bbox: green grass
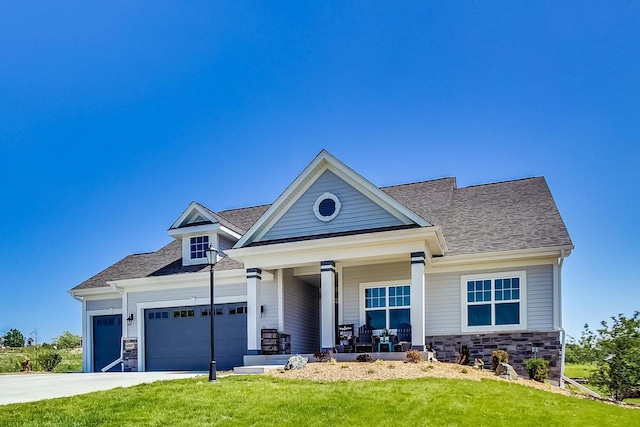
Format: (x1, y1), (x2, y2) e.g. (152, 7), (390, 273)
(564, 363), (595, 379)
(0, 348), (82, 373)
(0, 375), (638, 426)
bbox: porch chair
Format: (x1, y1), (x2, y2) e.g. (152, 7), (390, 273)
(394, 323), (412, 352)
(355, 324), (374, 353)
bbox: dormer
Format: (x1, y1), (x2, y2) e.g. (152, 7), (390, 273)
(168, 202), (243, 266)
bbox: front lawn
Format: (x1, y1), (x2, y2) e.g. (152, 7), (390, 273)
(0, 375), (638, 426)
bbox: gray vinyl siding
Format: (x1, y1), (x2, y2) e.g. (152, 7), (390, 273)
(426, 264), (555, 336)
(126, 284), (247, 337)
(425, 273), (460, 335)
(283, 269), (319, 354)
(342, 262), (410, 327)
(260, 170), (404, 242)
(86, 298), (122, 311)
(526, 264), (554, 330)
(259, 280), (279, 329)
(218, 235), (236, 255)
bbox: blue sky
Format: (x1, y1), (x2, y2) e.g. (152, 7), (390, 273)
(1, 2), (638, 343)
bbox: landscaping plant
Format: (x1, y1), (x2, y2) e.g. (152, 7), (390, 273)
(525, 358), (549, 382)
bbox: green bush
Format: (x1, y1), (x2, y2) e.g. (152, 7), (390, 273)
(38, 352), (63, 372)
(491, 350), (509, 371)
(525, 358), (549, 382)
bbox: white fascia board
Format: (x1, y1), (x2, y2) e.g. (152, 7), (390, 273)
(168, 201), (219, 231)
(219, 226), (242, 240)
(68, 287), (122, 298)
(168, 222), (220, 237)
(234, 150), (431, 248)
(106, 269), (274, 291)
(429, 246), (573, 270)
(227, 227), (441, 270)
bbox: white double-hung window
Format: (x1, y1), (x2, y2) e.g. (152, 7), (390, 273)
(461, 271), (527, 332)
(361, 282), (411, 330)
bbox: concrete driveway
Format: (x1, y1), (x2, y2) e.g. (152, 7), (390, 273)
(0, 371), (204, 405)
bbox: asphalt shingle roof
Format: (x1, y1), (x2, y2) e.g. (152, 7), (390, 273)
(71, 176), (572, 291)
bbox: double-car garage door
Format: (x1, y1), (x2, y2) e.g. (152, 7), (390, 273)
(144, 303), (247, 371)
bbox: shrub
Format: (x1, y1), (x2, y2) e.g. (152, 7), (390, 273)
(406, 349), (423, 363)
(461, 368), (468, 374)
(524, 358), (549, 382)
(314, 351), (329, 362)
(38, 352), (63, 372)
(355, 354), (372, 363)
(491, 350), (509, 371)
(328, 357), (337, 365)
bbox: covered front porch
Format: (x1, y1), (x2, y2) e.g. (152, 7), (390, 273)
(226, 227), (446, 360)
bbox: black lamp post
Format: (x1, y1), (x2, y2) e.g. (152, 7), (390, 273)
(206, 245), (219, 382)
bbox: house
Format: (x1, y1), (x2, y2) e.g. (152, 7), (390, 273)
(69, 150), (573, 379)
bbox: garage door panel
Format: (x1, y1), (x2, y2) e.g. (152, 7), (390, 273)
(145, 303), (247, 371)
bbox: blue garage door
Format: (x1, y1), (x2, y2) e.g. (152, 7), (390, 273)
(93, 315), (122, 372)
(144, 303), (247, 371)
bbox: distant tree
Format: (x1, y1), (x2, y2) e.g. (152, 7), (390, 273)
(589, 311), (640, 401)
(4, 329), (25, 348)
(565, 324), (599, 364)
(53, 331), (81, 349)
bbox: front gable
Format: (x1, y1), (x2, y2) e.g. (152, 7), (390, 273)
(235, 150), (431, 247)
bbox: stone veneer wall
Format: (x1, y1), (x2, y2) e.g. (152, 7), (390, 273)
(427, 331), (561, 380)
(122, 337), (138, 372)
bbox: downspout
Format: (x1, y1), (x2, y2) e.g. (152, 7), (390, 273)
(109, 282), (126, 372)
(558, 249), (566, 388)
(70, 292), (83, 303)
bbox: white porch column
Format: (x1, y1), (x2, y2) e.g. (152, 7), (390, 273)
(320, 261), (336, 351)
(246, 268), (262, 354)
(410, 252), (426, 350)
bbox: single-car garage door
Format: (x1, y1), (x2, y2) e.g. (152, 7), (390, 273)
(93, 314), (122, 372)
(144, 303), (247, 371)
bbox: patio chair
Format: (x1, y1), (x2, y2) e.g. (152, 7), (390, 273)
(355, 324), (374, 353)
(394, 323), (412, 352)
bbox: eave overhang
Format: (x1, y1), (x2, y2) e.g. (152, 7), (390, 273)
(226, 226), (446, 270)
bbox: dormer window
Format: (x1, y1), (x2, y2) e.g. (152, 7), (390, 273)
(190, 236), (209, 259)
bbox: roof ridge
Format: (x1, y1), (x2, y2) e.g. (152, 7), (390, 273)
(381, 177), (455, 189)
(460, 176), (543, 189)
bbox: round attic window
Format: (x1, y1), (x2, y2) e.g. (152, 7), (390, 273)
(313, 192), (341, 222)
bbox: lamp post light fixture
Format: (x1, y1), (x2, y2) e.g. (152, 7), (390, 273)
(205, 245), (219, 382)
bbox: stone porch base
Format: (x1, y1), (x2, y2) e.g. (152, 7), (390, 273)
(427, 331), (561, 380)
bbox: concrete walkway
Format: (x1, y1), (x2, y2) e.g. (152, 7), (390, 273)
(0, 371), (204, 405)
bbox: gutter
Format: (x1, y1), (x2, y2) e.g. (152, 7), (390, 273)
(69, 292), (83, 303)
(558, 249), (566, 388)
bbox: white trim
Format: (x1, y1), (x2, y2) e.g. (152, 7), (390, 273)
(234, 150), (431, 248)
(460, 270), (527, 333)
(107, 268), (267, 290)
(358, 280), (412, 329)
(228, 227), (442, 270)
(168, 201), (219, 230)
(313, 192), (341, 222)
(85, 308), (123, 373)
(135, 296), (247, 372)
(430, 246), (573, 269)
(337, 263), (344, 325)
(277, 269), (284, 331)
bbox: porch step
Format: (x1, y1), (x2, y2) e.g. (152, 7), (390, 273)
(234, 365), (283, 375)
